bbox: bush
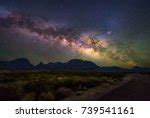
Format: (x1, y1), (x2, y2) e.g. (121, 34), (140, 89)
(55, 87), (73, 100)
(22, 92), (36, 101)
(38, 91), (55, 101)
(0, 85), (24, 100)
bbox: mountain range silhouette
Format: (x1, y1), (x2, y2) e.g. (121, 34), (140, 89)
(0, 58), (149, 72)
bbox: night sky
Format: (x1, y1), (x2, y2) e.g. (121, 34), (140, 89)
(0, 0), (150, 67)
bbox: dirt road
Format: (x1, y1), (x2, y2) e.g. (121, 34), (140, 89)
(99, 74), (150, 101)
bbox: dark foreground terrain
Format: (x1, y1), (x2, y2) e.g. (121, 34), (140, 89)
(0, 70), (149, 101)
(99, 74), (150, 101)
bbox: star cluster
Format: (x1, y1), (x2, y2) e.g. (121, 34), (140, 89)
(0, 0), (150, 67)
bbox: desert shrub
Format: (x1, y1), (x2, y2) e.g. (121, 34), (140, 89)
(23, 80), (50, 94)
(38, 91), (55, 101)
(55, 87), (73, 100)
(102, 83), (111, 88)
(22, 92), (36, 101)
(50, 76), (101, 91)
(82, 78), (100, 88)
(0, 85), (24, 100)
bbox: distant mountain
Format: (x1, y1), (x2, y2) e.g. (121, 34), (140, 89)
(35, 59), (99, 71)
(97, 66), (129, 72)
(0, 58), (33, 69)
(131, 66), (150, 72)
(0, 58), (150, 72)
(65, 59), (99, 70)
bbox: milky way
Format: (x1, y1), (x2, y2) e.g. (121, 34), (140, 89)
(0, 0), (150, 67)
